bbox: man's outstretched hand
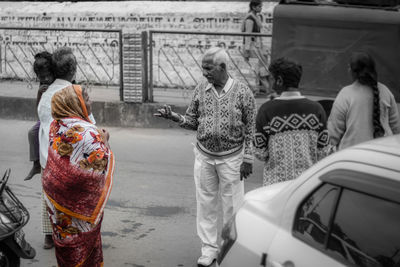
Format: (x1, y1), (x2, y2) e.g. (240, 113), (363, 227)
(240, 162), (253, 180)
(154, 105), (182, 123)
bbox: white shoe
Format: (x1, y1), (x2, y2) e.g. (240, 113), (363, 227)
(197, 255), (217, 267)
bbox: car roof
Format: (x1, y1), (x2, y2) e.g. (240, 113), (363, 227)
(326, 134), (400, 173)
(352, 134), (400, 157)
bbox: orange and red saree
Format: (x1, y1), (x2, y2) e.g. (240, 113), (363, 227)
(42, 85), (114, 267)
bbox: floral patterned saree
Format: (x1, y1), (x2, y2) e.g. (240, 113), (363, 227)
(42, 85), (114, 267)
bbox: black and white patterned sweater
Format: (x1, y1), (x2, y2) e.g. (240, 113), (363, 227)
(254, 93), (329, 185)
(180, 78), (256, 163)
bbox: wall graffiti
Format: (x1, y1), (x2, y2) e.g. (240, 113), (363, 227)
(0, 1), (276, 88)
(0, 12), (273, 32)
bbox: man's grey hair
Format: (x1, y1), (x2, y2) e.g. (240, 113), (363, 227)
(52, 47), (77, 79)
(202, 47), (229, 67)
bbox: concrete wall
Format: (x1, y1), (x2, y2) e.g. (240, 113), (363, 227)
(0, 95), (188, 128)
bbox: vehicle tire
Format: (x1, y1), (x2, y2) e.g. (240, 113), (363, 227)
(0, 243), (20, 267)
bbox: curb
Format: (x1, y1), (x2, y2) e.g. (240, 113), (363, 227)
(0, 96), (188, 128)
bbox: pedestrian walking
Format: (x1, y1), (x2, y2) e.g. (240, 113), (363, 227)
(328, 51), (400, 150)
(254, 58), (330, 186)
(42, 84), (114, 267)
(154, 47), (256, 267)
(242, 0), (275, 98)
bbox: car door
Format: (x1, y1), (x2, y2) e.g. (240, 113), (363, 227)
(265, 167), (400, 267)
(265, 182), (345, 267)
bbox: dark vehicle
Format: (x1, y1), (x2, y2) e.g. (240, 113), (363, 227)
(270, 0), (400, 101)
(0, 169), (35, 267)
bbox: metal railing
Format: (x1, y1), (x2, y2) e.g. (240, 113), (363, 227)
(147, 30), (272, 102)
(0, 27), (123, 100)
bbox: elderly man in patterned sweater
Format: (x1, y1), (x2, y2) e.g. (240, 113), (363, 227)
(254, 57), (330, 186)
(155, 47), (256, 267)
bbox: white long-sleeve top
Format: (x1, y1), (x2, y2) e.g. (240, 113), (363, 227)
(38, 79), (95, 168)
(328, 81), (400, 150)
(38, 79), (72, 168)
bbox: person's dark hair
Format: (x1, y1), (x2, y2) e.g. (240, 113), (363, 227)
(52, 47), (77, 80)
(350, 51), (384, 138)
(249, 0), (262, 11)
(268, 57), (302, 89)
(33, 51), (52, 76)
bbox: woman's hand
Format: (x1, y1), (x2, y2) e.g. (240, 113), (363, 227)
(99, 128), (111, 148)
(100, 128), (110, 141)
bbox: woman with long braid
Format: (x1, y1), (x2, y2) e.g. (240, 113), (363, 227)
(328, 51), (400, 150)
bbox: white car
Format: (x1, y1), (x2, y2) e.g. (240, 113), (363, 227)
(218, 134), (400, 267)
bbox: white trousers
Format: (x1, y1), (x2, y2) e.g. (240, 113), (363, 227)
(193, 146), (244, 258)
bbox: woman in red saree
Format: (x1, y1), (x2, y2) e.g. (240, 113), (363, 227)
(42, 84), (114, 267)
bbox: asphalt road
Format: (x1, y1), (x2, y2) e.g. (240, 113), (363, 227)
(0, 119), (264, 267)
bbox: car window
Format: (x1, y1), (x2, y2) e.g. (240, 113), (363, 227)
(294, 184), (339, 249)
(327, 189), (400, 267)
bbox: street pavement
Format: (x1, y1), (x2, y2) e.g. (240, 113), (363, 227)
(0, 119), (264, 267)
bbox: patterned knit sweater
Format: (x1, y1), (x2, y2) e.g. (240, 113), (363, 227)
(181, 78), (256, 163)
(254, 94), (329, 185)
